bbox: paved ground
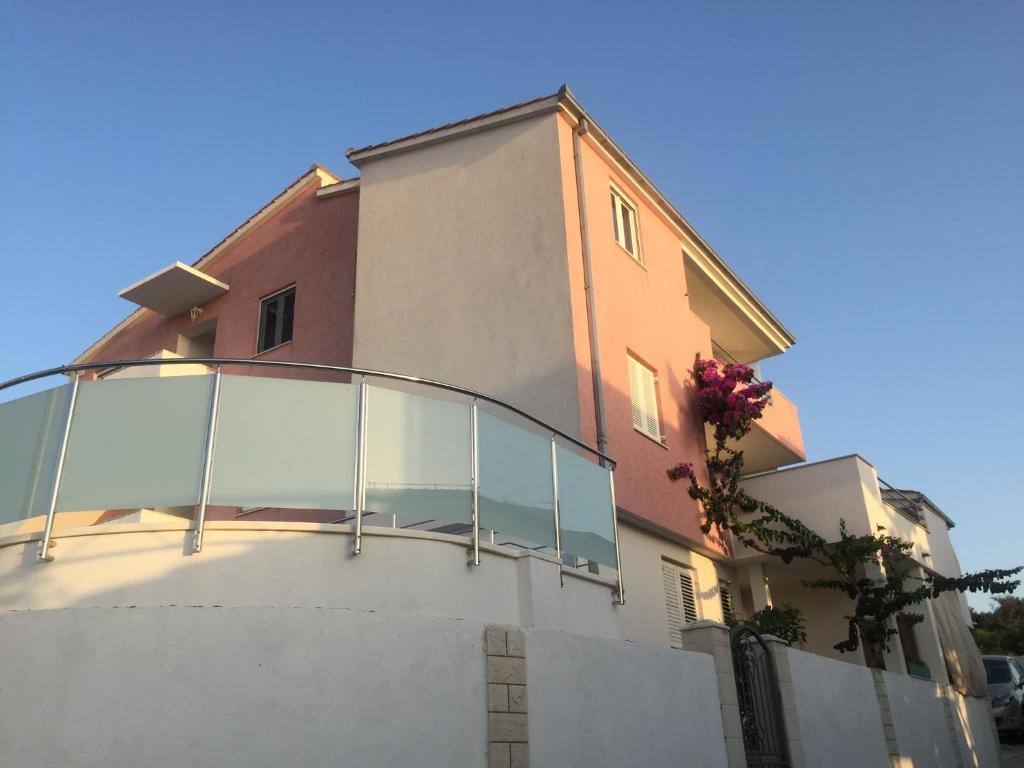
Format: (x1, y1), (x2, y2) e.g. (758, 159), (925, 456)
(1000, 739), (1024, 767)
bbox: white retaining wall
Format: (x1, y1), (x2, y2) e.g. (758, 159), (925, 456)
(884, 671), (964, 768)
(787, 648), (890, 768)
(950, 689), (1001, 768)
(0, 607), (488, 768)
(526, 629), (727, 768)
(0, 525), (1000, 768)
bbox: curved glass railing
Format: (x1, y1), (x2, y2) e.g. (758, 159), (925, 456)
(0, 359), (623, 600)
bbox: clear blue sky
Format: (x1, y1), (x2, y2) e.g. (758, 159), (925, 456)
(2, 2), (1021, 608)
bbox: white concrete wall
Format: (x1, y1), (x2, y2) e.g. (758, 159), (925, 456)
(768, 573), (865, 665)
(922, 505), (962, 578)
(615, 522), (728, 648)
(740, 456), (876, 545)
(526, 629), (727, 768)
(0, 607), (486, 768)
(739, 455), (963, 577)
(787, 648), (889, 768)
(884, 671), (960, 768)
(949, 689), (1001, 768)
(352, 112), (583, 437)
(0, 523), (622, 640)
(0, 523), (996, 768)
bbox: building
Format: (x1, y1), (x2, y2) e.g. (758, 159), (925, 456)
(71, 86), (808, 644)
(0, 87), (998, 767)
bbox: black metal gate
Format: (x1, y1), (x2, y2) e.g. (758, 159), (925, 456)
(730, 624), (791, 768)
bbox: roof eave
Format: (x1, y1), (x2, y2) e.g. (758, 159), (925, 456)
(555, 86), (796, 350)
(345, 86), (795, 351)
(74, 165), (338, 364)
(345, 93), (563, 167)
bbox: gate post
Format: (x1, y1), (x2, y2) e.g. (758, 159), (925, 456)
(680, 620), (747, 768)
(761, 635), (808, 768)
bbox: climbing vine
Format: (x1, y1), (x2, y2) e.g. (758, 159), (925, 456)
(669, 356), (1021, 660)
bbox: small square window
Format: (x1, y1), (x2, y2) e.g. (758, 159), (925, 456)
(610, 185), (641, 261)
(257, 287), (295, 353)
(627, 354), (661, 443)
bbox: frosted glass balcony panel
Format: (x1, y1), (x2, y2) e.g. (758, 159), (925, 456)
(56, 375), (214, 512)
(0, 385), (72, 523)
(478, 411), (555, 551)
(364, 386), (472, 528)
(555, 446), (617, 569)
(210, 376), (357, 510)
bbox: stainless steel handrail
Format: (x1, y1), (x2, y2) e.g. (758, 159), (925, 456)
(0, 357), (615, 468)
(878, 477), (926, 527)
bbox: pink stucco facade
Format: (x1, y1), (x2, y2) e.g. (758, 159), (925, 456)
(81, 174), (359, 375)
(76, 101), (802, 559)
(555, 113), (726, 554)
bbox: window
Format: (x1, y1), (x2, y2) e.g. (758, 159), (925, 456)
(257, 286), (295, 353)
(985, 658), (1012, 685)
(610, 185), (641, 261)
(719, 580), (736, 624)
(896, 614), (923, 664)
(627, 355), (661, 443)
(663, 560), (700, 647)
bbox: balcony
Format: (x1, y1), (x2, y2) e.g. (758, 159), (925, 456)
(709, 345), (805, 474)
(735, 454), (960, 577)
(0, 358), (622, 598)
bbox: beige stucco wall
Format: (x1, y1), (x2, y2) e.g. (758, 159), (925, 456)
(616, 522), (728, 648)
(740, 455), (962, 578)
(921, 506), (961, 578)
(740, 455), (877, 544)
(766, 566), (865, 664)
(351, 113), (582, 437)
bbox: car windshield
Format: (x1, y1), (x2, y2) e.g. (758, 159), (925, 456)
(985, 659), (1012, 684)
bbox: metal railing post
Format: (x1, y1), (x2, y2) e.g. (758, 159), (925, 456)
(37, 375), (80, 562)
(551, 436), (564, 587)
(550, 435), (562, 560)
(609, 469), (625, 605)
(193, 367), (223, 554)
(469, 400), (480, 566)
(352, 377), (368, 555)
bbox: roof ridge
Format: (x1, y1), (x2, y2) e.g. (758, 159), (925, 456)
(345, 90), (561, 159)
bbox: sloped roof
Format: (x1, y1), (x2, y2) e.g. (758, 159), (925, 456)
(75, 164), (341, 364)
(346, 92), (560, 159)
(346, 85), (795, 351)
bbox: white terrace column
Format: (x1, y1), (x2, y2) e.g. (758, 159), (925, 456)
(913, 572), (950, 685)
(747, 562), (773, 613)
(861, 562), (907, 675)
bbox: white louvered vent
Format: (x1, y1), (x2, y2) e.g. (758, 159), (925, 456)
(628, 355), (661, 442)
(663, 560), (700, 648)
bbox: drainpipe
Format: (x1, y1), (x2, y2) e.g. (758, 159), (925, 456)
(571, 117), (609, 461)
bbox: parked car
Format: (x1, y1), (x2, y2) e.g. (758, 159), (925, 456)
(984, 655), (1024, 738)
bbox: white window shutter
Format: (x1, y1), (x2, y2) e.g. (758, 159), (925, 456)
(629, 357), (645, 431)
(663, 562), (684, 647)
(628, 356), (661, 441)
(719, 581), (735, 623)
(678, 570), (698, 624)
(643, 367), (660, 439)
(663, 561), (700, 648)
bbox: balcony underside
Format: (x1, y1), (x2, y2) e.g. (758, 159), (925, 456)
(703, 383), (806, 476)
(720, 421), (805, 476)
